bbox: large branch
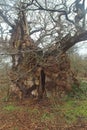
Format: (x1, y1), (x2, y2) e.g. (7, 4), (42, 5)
(44, 30), (87, 57)
(61, 31), (87, 52)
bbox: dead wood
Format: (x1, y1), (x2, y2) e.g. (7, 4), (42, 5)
(9, 9), (82, 100)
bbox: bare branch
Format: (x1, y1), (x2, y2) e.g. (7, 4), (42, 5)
(0, 10), (14, 28)
(30, 27), (44, 35)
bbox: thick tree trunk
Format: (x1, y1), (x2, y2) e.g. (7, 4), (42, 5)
(9, 9), (86, 100)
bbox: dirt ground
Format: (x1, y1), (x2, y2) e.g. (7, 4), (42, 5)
(0, 91), (87, 130)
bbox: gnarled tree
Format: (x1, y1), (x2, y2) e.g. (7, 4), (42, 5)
(0, 0), (87, 99)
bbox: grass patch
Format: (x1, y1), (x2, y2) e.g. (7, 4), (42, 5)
(67, 81), (87, 100)
(41, 112), (54, 122)
(27, 108), (40, 115)
(3, 104), (17, 111)
(52, 97), (87, 124)
(14, 127), (19, 130)
(59, 100), (87, 124)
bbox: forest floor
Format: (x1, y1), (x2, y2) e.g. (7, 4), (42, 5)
(0, 90), (87, 130)
(0, 75), (87, 130)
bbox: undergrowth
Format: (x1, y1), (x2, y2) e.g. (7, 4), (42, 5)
(67, 81), (87, 100)
(51, 81), (87, 124)
(0, 80), (87, 126)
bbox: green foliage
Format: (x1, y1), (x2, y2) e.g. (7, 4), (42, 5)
(14, 127), (19, 130)
(51, 95), (87, 124)
(3, 105), (17, 111)
(60, 100), (87, 124)
(50, 81), (87, 124)
(67, 81), (87, 100)
(27, 108), (40, 115)
(41, 112), (54, 122)
(80, 81), (87, 92)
